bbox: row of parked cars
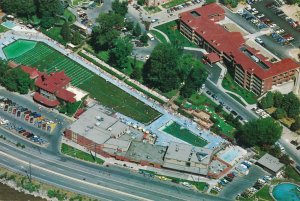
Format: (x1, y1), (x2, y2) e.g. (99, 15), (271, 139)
(239, 5), (294, 45)
(0, 97), (56, 132)
(167, 0), (201, 14)
(213, 171), (239, 192)
(4, 122), (48, 145)
(238, 175), (272, 199)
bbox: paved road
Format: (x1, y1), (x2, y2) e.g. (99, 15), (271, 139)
(0, 135), (230, 201)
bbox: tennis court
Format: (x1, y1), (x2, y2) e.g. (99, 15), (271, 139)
(162, 121), (208, 147)
(3, 41), (93, 86)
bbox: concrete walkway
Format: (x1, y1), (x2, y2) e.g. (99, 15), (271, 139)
(149, 27), (171, 43)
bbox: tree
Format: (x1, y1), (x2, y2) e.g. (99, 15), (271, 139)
(137, 0), (146, 5)
(177, 54), (202, 81)
(269, 145), (282, 158)
(72, 32), (82, 45)
(130, 56), (142, 81)
(132, 23), (141, 37)
(90, 13), (124, 51)
(290, 116), (300, 131)
(0, 0), (36, 19)
(272, 107), (286, 120)
(36, 0), (63, 18)
(279, 154), (291, 165)
(40, 12), (55, 29)
(143, 43), (181, 92)
(108, 37), (133, 70)
(273, 91), (284, 108)
(61, 22), (72, 42)
(125, 21), (134, 31)
(259, 92), (274, 109)
(180, 67), (208, 98)
(140, 32), (148, 44)
(111, 0), (128, 16)
(215, 104), (223, 113)
(237, 117), (282, 147)
(281, 92), (300, 118)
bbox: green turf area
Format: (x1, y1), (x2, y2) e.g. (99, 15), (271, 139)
(3, 40), (160, 124)
(64, 9), (76, 24)
(285, 165), (300, 182)
(226, 92), (246, 106)
(162, 122), (208, 147)
(162, 0), (189, 8)
(150, 30), (168, 43)
(61, 143), (104, 164)
(0, 25), (8, 33)
(143, 6), (162, 14)
(155, 21), (198, 48)
(222, 73), (257, 104)
(42, 27), (66, 45)
(188, 93), (217, 108)
(254, 186), (273, 200)
(79, 76), (160, 124)
(4, 40), (37, 59)
(4, 41), (93, 86)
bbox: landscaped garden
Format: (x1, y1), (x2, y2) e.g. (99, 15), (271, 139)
(162, 121), (208, 147)
(162, 0), (189, 8)
(3, 40), (160, 124)
(61, 143), (104, 164)
(222, 73), (257, 104)
(155, 20), (198, 48)
(144, 6), (162, 14)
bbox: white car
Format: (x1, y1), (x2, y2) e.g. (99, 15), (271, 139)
(145, 55), (150, 60)
(270, 23), (277, 28)
(275, 29), (285, 34)
(257, 14), (265, 18)
(255, 37), (264, 45)
(237, 10), (244, 15)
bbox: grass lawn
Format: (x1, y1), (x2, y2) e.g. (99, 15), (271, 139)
(64, 9), (76, 24)
(162, 0), (189, 8)
(0, 25), (8, 33)
(42, 27), (67, 45)
(222, 73), (257, 104)
(163, 122), (208, 147)
(155, 21), (198, 48)
(285, 165), (300, 182)
(61, 143), (104, 164)
(226, 92), (246, 106)
(143, 6), (162, 14)
(188, 93), (217, 108)
(161, 89), (178, 99)
(150, 30), (168, 43)
(254, 185), (273, 201)
(79, 76), (160, 124)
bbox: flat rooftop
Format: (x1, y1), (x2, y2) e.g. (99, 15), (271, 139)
(68, 104), (129, 144)
(125, 141), (167, 165)
(256, 153), (284, 173)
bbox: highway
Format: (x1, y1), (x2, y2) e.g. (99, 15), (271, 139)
(0, 128), (230, 201)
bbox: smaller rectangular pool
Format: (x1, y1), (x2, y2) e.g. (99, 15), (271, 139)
(219, 147), (241, 165)
(1, 21), (16, 29)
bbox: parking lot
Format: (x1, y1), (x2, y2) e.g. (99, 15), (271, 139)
(0, 89), (70, 150)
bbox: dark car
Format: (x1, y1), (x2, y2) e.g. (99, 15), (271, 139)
(296, 165), (300, 172)
(231, 110), (238, 116)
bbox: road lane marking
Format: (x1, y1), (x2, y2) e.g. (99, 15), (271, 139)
(0, 150), (152, 201)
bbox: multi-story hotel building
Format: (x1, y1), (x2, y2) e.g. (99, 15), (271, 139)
(179, 3), (299, 95)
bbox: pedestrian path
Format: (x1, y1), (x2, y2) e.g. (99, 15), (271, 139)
(149, 28), (170, 43)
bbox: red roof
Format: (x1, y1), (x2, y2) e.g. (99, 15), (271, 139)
(180, 3), (299, 79)
(33, 92), (60, 107)
(35, 71), (71, 94)
(21, 66), (42, 79)
(205, 52), (221, 63)
(74, 108), (85, 119)
(56, 88), (76, 103)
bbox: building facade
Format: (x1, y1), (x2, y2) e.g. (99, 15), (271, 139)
(179, 3), (299, 95)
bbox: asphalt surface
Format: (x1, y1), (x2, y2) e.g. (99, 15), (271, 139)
(219, 165), (268, 199)
(223, 5), (293, 59)
(0, 136), (230, 201)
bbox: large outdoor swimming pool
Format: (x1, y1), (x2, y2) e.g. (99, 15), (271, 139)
(272, 183), (300, 201)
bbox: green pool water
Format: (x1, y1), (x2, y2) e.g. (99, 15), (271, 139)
(3, 40), (37, 59)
